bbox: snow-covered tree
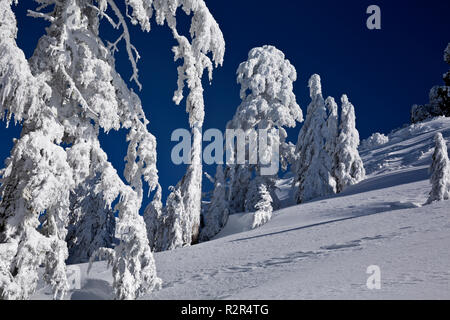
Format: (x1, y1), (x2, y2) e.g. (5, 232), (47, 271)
(292, 74), (337, 203)
(145, 0), (225, 248)
(251, 184), (273, 229)
(66, 175), (116, 264)
(226, 45), (302, 220)
(227, 164), (252, 214)
(411, 43), (450, 123)
(324, 96), (339, 177)
(145, 185), (185, 252)
(0, 0), (72, 300)
(427, 132), (450, 204)
(324, 97), (339, 156)
(334, 95), (366, 192)
(199, 165), (229, 241)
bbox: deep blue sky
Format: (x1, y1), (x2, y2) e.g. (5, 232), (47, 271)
(1, 0), (449, 208)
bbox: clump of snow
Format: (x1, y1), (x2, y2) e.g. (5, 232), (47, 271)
(361, 133), (389, 150)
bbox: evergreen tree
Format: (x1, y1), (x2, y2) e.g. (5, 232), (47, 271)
(251, 184), (273, 229)
(293, 74), (337, 203)
(227, 45), (302, 220)
(66, 178), (116, 264)
(200, 165), (229, 241)
(334, 95), (366, 192)
(427, 132), (450, 204)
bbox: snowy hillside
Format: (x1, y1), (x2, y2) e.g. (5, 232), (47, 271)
(32, 117), (450, 300)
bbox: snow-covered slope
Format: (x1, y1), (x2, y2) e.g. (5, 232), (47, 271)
(32, 117), (450, 300)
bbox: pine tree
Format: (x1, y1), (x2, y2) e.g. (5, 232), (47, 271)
(427, 132), (450, 204)
(251, 184), (273, 229)
(66, 176), (116, 264)
(227, 164), (252, 214)
(334, 95), (365, 192)
(200, 165), (229, 241)
(0, 0), (73, 300)
(293, 74), (337, 203)
(226, 45), (302, 219)
(324, 97), (339, 161)
(145, 186), (185, 252)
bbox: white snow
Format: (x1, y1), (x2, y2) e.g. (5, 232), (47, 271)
(32, 117), (450, 300)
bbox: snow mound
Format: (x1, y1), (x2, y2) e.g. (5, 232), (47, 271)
(361, 117), (450, 176)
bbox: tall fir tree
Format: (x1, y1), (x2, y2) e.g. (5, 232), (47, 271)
(293, 74), (337, 203)
(427, 132), (450, 204)
(200, 165), (229, 241)
(251, 183), (273, 229)
(334, 95), (365, 192)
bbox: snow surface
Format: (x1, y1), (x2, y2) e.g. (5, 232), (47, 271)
(32, 117), (450, 300)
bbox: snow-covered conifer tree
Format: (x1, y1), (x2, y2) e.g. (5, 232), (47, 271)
(226, 45), (302, 220)
(334, 95), (366, 192)
(292, 74), (337, 203)
(145, 185), (185, 252)
(0, 0), (72, 300)
(427, 132), (450, 203)
(324, 96), (339, 179)
(227, 163), (252, 214)
(66, 176), (116, 264)
(199, 165), (229, 241)
(325, 97), (339, 158)
(251, 184), (273, 229)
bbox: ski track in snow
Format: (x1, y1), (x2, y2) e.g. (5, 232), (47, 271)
(32, 117), (450, 300)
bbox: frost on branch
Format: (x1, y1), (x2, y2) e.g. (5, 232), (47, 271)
(427, 132), (450, 204)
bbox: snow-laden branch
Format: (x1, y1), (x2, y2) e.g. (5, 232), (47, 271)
(106, 0), (142, 90)
(27, 9), (54, 22)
